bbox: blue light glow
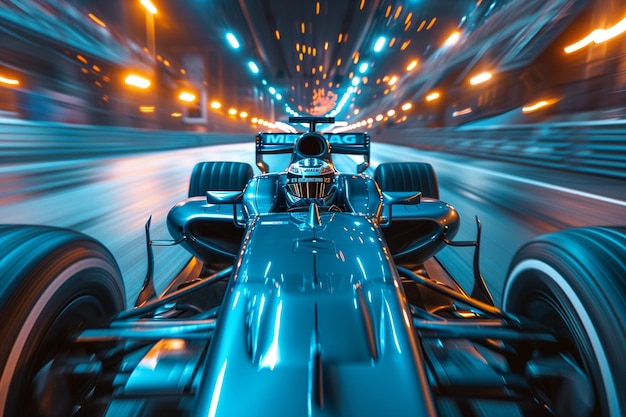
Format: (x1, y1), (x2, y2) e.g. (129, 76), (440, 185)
(226, 32), (240, 49)
(351, 76), (361, 87)
(248, 61), (260, 74)
(326, 86), (355, 118)
(285, 104), (302, 117)
(373, 36), (387, 52)
(259, 300), (282, 370)
(208, 360), (228, 417)
(358, 62), (369, 74)
(268, 86), (276, 95)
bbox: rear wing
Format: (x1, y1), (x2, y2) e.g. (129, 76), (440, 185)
(255, 132), (370, 173)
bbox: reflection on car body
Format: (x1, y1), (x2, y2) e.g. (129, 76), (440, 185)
(0, 117), (624, 417)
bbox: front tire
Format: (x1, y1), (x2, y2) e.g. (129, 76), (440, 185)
(188, 161), (253, 197)
(0, 225), (126, 417)
(503, 227), (626, 417)
(374, 162), (439, 199)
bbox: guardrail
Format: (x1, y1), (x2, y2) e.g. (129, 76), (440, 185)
(379, 120), (626, 180)
(0, 121), (247, 163)
(2, 120), (625, 181)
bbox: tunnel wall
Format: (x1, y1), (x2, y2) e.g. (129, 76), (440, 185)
(1, 120), (625, 180)
(0, 121), (247, 163)
(378, 121), (626, 180)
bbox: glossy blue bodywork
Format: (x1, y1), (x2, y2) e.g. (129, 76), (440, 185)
(167, 174), (459, 268)
(193, 210), (436, 416)
(163, 129), (460, 416)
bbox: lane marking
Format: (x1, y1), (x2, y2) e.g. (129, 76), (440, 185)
(462, 164), (626, 207)
(372, 145), (626, 208)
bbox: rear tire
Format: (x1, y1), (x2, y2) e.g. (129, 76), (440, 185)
(374, 162), (439, 198)
(503, 227), (626, 417)
(0, 225), (125, 417)
(188, 161), (254, 197)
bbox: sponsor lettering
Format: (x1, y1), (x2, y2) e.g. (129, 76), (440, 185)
(326, 134), (357, 144)
(263, 133), (362, 145)
(264, 134), (299, 144)
(288, 177), (332, 183)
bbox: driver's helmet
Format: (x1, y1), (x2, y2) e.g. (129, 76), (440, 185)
(285, 158), (337, 207)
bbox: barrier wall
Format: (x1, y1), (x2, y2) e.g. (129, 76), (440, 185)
(379, 121), (626, 180)
(2, 120), (625, 180)
(0, 121), (248, 163)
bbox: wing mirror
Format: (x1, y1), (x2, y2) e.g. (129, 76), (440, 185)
(206, 190), (244, 205)
(380, 191), (422, 227)
(206, 191), (245, 227)
(382, 191), (421, 206)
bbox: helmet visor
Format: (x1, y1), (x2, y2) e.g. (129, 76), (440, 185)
(286, 177), (335, 199)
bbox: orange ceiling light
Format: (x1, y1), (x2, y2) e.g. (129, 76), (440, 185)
(522, 99), (558, 113)
(0, 74), (20, 86)
(452, 107), (472, 117)
(444, 31), (461, 46)
(88, 13), (106, 27)
(139, 0), (157, 14)
(522, 101), (549, 113)
(178, 92), (196, 102)
(394, 6), (402, 19)
(565, 16), (626, 53)
(469, 72), (492, 85)
(426, 91), (440, 101)
(124, 74), (151, 89)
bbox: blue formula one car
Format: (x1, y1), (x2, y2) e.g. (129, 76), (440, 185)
(0, 117), (624, 417)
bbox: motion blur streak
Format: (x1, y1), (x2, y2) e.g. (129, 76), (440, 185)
(0, 139), (623, 305)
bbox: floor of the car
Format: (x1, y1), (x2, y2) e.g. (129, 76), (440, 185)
(398, 257), (470, 315)
(422, 257), (467, 294)
(161, 255), (467, 319)
(160, 256), (207, 295)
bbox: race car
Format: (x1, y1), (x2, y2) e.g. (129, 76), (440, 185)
(0, 116), (624, 417)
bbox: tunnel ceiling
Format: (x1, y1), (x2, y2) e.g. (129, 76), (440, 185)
(84, 0), (589, 122)
(128, 0), (483, 119)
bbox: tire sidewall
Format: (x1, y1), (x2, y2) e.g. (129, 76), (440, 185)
(504, 256), (621, 417)
(0, 243), (124, 416)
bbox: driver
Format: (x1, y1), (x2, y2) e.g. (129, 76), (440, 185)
(285, 157), (338, 209)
